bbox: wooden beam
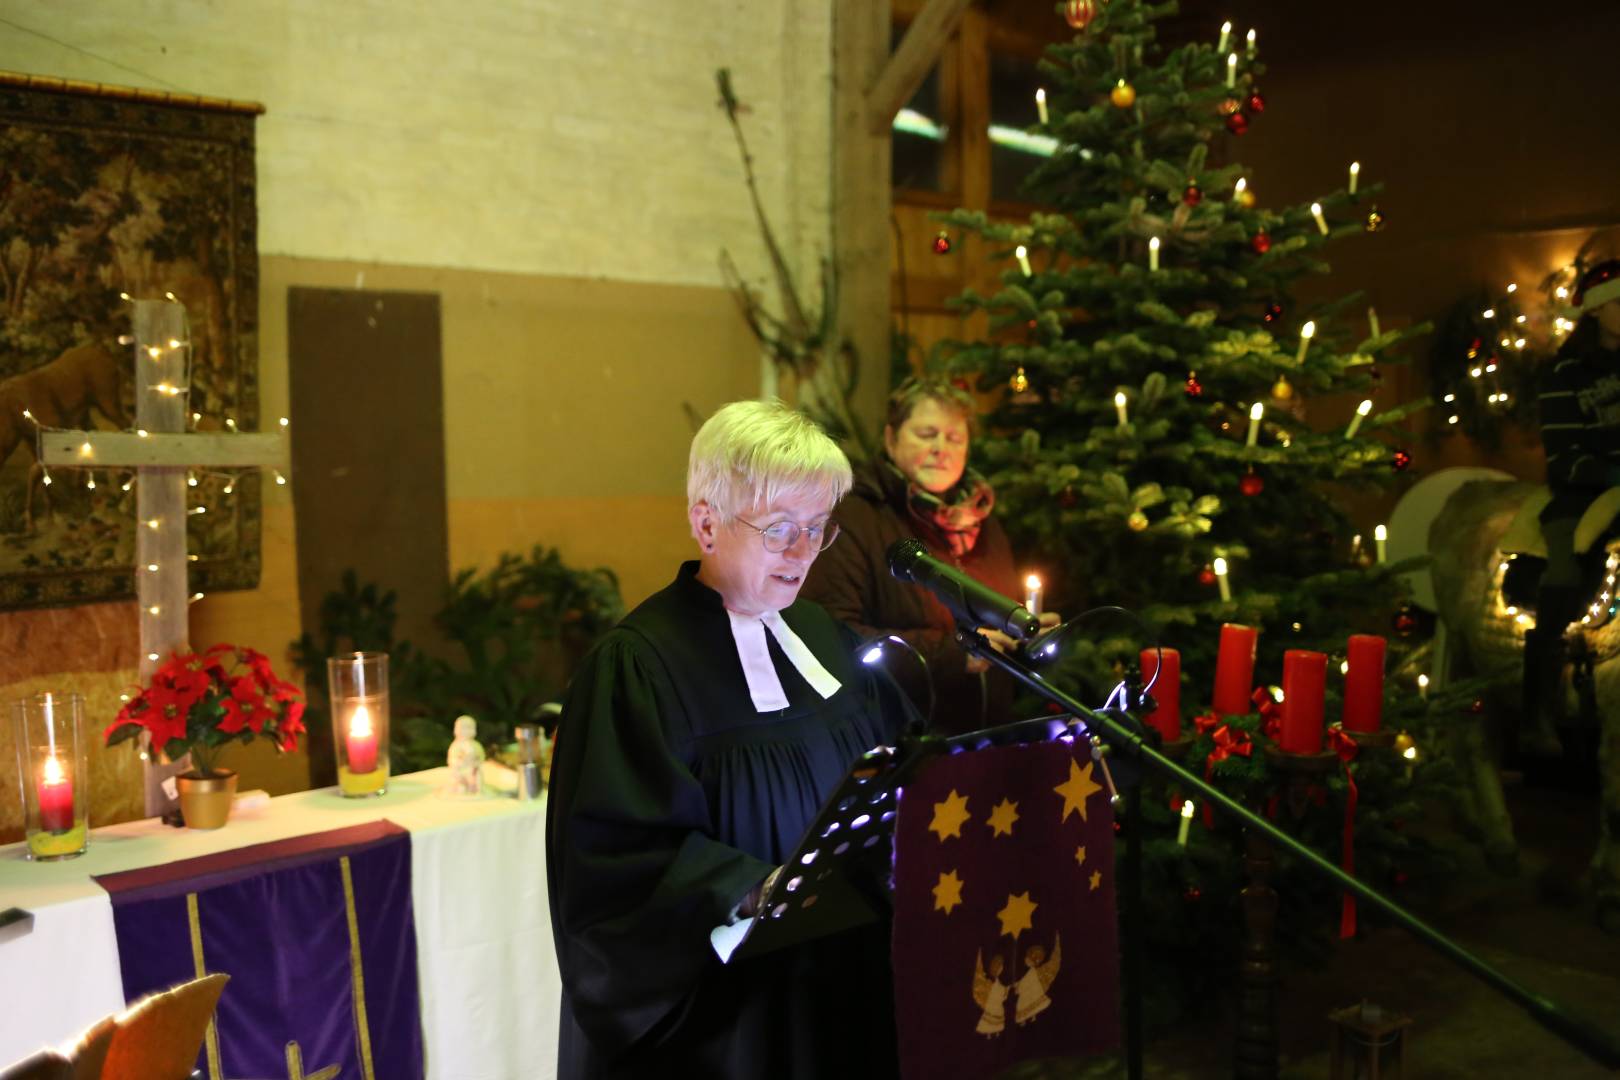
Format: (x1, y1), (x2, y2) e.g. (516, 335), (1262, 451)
(39, 431), (287, 469)
(866, 0), (973, 135)
(834, 0), (895, 447)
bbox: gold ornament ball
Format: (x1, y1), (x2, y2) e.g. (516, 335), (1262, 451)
(1235, 189), (1256, 209)
(1009, 367), (1030, 393)
(1271, 376), (1293, 401)
(1393, 731), (1416, 754)
(1127, 511), (1149, 532)
(1110, 80), (1137, 108)
(1365, 206), (1386, 232)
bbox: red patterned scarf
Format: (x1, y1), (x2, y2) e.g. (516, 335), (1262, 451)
(889, 460), (997, 558)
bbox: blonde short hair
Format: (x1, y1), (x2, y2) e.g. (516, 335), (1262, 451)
(687, 400), (852, 523)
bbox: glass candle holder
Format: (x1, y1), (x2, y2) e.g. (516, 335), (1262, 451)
(13, 692), (89, 860)
(327, 652), (390, 797)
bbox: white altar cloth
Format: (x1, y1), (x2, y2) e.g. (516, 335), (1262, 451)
(0, 768), (559, 1080)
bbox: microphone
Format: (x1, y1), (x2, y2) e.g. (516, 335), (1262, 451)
(886, 538), (1042, 642)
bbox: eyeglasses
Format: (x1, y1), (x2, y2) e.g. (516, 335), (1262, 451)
(735, 517), (840, 553)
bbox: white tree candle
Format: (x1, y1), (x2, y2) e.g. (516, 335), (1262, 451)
(1148, 236), (1160, 272)
(1226, 52), (1238, 88)
(1245, 28), (1256, 56)
(1348, 161), (1360, 195)
(1375, 524), (1388, 563)
(1310, 202), (1329, 235)
(1213, 557), (1231, 601)
(1246, 402), (1263, 447)
(1218, 21), (1232, 53)
(1344, 399), (1373, 439)
(1177, 800), (1195, 845)
(1115, 390), (1129, 429)
(1295, 320), (1315, 365)
(1035, 88), (1049, 126)
(1367, 306), (1381, 339)
(1016, 245), (1032, 276)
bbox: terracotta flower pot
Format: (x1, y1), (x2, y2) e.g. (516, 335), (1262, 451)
(176, 769), (238, 830)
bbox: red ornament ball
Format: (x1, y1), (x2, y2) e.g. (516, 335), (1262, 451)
(1392, 448), (1412, 472)
(1251, 231), (1271, 254)
(1263, 302), (1284, 324)
(1239, 471), (1264, 497)
(1393, 606), (1418, 636)
(1218, 97), (1243, 116)
(1063, 0), (1097, 29)
(1183, 182), (1203, 206)
(1183, 885), (1203, 903)
(1470, 699), (1485, 714)
(1225, 111), (1249, 135)
(932, 231), (952, 255)
(1246, 90), (1266, 114)
(1198, 566), (1218, 587)
(1184, 372), (1204, 397)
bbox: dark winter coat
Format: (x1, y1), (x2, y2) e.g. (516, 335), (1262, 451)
(801, 458), (1021, 735)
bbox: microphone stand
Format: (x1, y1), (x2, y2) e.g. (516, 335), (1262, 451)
(952, 623), (1620, 1077)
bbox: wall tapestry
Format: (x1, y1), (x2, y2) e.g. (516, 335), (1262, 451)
(0, 72), (262, 609)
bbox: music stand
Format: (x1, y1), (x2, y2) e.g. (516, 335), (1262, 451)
(712, 739), (946, 963)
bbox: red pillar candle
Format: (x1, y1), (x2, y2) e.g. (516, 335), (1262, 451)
(1279, 650), (1327, 754)
(1212, 623), (1259, 716)
(1342, 634), (1386, 734)
(1139, 647), (1181, 741)
(37, 756), (75, 832)
(346, 704), (379, 774)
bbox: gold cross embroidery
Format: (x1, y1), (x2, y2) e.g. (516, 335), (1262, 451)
(285, 1040), (339, 1080)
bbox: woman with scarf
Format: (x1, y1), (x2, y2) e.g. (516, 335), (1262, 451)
(803, 376), (1047, 735)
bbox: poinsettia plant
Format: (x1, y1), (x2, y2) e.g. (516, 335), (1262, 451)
(106, 644), (307, 777)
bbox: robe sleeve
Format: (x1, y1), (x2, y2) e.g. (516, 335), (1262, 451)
(547, 631), (774, 1058)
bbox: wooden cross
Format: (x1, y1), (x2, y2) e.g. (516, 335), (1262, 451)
(40, 299), (285, 815)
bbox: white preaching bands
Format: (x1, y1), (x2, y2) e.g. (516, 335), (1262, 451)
(726, 610), (842, 712)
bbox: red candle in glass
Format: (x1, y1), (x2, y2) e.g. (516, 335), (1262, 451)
(1342, 634), (1386, 733)
(1212, 624), (1259, 716)
(38, 756), (75, 832)
(1279, 650), (1327, 754)
(1139, 647), (1181, 741)
(346, 704), (379, 774)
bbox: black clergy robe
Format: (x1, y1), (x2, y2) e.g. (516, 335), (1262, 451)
(546, 561), (909, 1079)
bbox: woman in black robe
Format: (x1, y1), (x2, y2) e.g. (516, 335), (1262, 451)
(546, 400), (910, 1079)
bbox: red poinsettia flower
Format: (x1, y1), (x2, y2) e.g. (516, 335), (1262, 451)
(103, 644), (306, 777)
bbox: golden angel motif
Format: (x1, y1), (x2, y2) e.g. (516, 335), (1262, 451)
(1013, 933), (1061, 1026)
(971, 949), (1011, 1036)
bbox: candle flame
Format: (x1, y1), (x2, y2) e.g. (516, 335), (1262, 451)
(1025, 573), (1042, 590)
(1213, 557), (1228, 576)
(1374, 524), (1387, 541)
(1248, 402), (1263, 420)
(1402, 745), (1418, 761)
(1180, 800), (1195, 819)
(1356, 399), (1373, 416)
(42, 755), (66, 785)
(349, 704), (374, 738)
(1301, 320), (1316, 340)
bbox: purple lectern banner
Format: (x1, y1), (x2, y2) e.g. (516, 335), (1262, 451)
(96, 818), (423, 1080)
(892, 741), (1121, 1079)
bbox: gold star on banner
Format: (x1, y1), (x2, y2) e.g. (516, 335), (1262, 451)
(1075, 845), (1087, 867)
(997, 891), (1037, 939)
(929, 789), (971, 841)
(1090, 869), (1103, 891)
(986, 798), (1020, 837)
(933, 870), (965, 914)
(1054, 758), (1103, 823)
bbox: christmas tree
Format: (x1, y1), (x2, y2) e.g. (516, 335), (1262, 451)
(933, 0), (1483, 1018)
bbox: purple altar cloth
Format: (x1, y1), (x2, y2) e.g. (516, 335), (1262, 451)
(96, 818), (423, 1080)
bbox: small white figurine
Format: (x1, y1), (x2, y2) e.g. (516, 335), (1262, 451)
(447, 714), (485, 796)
